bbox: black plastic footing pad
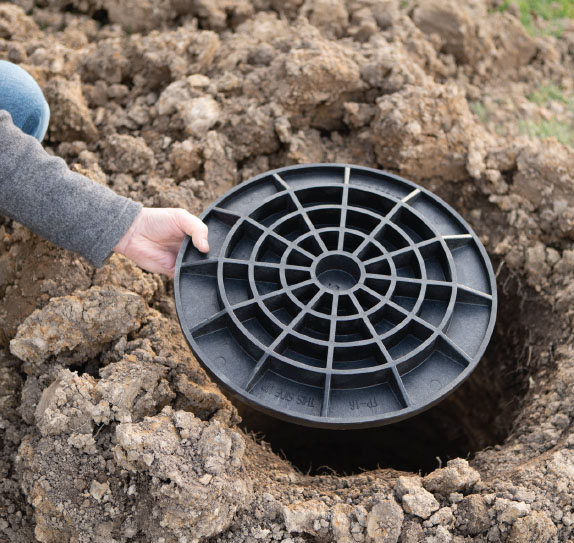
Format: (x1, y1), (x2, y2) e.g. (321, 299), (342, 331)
(174, 164), (497, 429)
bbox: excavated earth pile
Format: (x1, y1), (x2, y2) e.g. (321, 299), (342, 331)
(1, 0), (574, 542)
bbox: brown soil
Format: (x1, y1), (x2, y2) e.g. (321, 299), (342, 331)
(1, 1), (574, 542)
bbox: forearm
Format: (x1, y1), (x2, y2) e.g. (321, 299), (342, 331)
(0, 110), (142, 267)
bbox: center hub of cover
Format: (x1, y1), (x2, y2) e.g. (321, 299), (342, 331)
(315, 254), (362, 291)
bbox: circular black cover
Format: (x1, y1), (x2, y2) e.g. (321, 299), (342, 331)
(174, 164), (497, 429)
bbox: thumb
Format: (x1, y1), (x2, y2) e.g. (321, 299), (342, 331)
(173, 210), (210, 253)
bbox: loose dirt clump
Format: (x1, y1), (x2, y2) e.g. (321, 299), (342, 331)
(1, 1), (574, 542)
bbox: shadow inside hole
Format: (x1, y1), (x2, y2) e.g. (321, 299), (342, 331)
(237, 268), (550, 475)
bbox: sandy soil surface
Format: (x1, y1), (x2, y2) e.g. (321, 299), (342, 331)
(1, 1), (574, 542)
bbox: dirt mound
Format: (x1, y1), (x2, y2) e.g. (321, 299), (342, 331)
(1, 1), (574, 542)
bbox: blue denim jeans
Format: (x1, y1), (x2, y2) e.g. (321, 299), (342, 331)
(0, 60), (50, 142)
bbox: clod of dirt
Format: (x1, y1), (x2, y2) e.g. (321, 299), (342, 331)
(372, 83), (492, 180)
(10, 285), (147, 370)
(104, 0), (173, 33)
(44, 76), (98, 143)
(412, 0), (482, 65)
(102, 134), (157, 174)
(93, 254), (163, 303)
(158, 83), (221, 137)
(300, 0), (349, 39)
(18, 406), (251, 543)
(114, 407), (252, 541)
(508, 511), (558, 543)
(169, 138), (203, 181)
(423, 458), (480, 496)
(365, 497), (403, 543)
(0, 227), (94, 342)
(0, 4), (41, 40)
(455, 494), (490, 536)
(395, 477), (440, 520)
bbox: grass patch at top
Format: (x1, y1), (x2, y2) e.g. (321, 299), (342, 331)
(523, 83), (574, 147)
(495, 0), (574, 37)
(526, 82), (574, 111)
(519, 118), (574, 146)
(526, 83), (568, 104)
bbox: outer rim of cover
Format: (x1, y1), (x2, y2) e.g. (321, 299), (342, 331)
(174, 163), (498, 429)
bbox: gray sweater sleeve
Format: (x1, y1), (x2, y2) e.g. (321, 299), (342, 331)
(0, 110), (142, 267)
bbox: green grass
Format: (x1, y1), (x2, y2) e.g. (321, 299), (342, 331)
(470, 102), (490, 124)
(522, 83), (574, 146)
(526, 83), (574, 111)
(495, 0), (574, 37)
(519, 118), (574, 145)
(527, 82), (567, 104)
(470, 88), (574, 147)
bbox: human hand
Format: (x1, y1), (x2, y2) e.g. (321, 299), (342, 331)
(114, 207), (209, 276)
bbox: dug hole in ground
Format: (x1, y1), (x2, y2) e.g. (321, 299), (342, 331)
(1, 1), (574, 542)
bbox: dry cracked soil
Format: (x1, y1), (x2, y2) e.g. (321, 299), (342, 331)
(1, 0), (574, 542)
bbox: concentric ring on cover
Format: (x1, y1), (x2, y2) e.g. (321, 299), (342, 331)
(174, 164), (497, 429)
